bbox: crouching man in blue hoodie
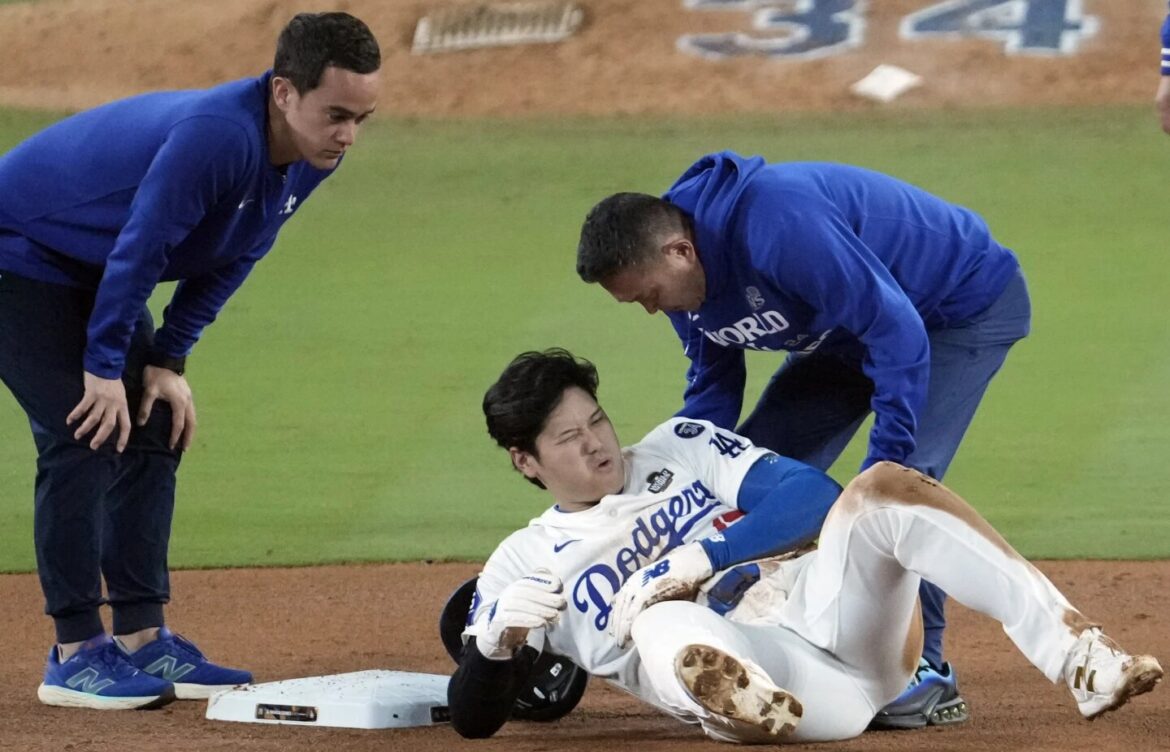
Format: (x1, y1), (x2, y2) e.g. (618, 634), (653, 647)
(575, 151), (1032, 730)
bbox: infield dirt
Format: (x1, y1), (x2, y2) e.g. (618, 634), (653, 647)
(0, 0), (1162, 116)
(0, 561), (1167, 751)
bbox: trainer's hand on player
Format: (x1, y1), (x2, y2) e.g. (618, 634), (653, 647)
(609, 542), (714, 648)
(478, 570), (566, 660)
(139, 365), (197, 451)
(67, 372), (132, 452)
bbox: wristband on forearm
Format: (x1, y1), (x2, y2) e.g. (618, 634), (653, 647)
(146, 351), (187, 375)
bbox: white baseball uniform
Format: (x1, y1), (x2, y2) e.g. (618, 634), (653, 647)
(465, 417), (1090, 743)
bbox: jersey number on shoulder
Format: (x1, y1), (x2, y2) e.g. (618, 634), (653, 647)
(710, 432), (748, 458)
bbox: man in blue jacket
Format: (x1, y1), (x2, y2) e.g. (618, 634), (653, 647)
(0, 12), (380, 710)
(576, 151), (1031, 729)
(1157, 3), (1170, 133)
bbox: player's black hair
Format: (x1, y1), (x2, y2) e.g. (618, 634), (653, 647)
(483, 348), (600, 488)
(576, 193), (688, 283)
(274, 12), (381, 94)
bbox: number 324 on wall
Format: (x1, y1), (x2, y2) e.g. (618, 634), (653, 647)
(679, 0), (1098, 59)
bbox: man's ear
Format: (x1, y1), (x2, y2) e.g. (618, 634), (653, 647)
(509, 447), (539, 480)
(271, 76), (296, 111)
(662, 235), (697, 264)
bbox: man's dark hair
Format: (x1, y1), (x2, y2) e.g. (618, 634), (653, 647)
(274, 12), (381, 94)
(576, 193), (688, 283)
(483, 349), (600, 488)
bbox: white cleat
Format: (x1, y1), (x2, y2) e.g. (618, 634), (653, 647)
(1064, 628), (1163, 720)
(675, 644), (802, 740)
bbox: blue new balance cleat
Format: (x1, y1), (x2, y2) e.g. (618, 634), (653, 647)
(122, 627), (252, 699)
(38, 634), (175, 710)
(868, 658), (969, 730)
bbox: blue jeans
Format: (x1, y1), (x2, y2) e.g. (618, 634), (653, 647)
(738, 269), (1032, 668)
(0, 272), (182, 644)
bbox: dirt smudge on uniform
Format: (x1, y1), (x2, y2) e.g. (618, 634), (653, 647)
(849, 462), (1026, 565)
(1064, 608), (1100, 638)
(903, 600), (924, 678)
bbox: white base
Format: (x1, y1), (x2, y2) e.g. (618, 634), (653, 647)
(205, 670), (450, 729)
(850, 64), (923, 103)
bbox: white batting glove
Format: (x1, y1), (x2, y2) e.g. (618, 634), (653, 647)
(477, 570), (566, 660)
(609, 542), (713, 648)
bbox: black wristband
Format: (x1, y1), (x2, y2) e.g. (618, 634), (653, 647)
(147, 352), (186, 376)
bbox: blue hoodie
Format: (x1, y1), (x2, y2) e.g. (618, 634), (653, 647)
(663, 151), (1019, 469)
(0, 72), (333, 379)
(1162, 4), (1170, 75)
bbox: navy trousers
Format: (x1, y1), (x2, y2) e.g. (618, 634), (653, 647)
(0, 272), (182, 644)
(737, 269), (1033, 669)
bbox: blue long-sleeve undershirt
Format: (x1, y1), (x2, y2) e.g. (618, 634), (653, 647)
(698, 453), (841, 572)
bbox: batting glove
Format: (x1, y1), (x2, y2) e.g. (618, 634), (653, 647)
(477, 569), (566, 660)
(609, 542), (713, 648)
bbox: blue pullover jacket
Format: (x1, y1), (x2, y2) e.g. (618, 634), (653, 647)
(663, 151), (1019, 470)
(0, 72), (333, 378)
(1162, 4), (1170, 75)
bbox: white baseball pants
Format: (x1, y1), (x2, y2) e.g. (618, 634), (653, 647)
(631, 462), (1088, 743)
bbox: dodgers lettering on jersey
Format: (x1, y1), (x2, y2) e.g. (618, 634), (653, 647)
(465, 417), (770, 695)
(572, 478), (718, 631)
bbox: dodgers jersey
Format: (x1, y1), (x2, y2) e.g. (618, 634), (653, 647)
(0, 72), (334, 378)
(662, 151), (1020, 469)
(465, 417), (771, 694)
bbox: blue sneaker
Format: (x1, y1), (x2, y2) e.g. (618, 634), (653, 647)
(122, 627), (252, 699)
(868, 658), (969, 730)
(37, 634), (175, 710)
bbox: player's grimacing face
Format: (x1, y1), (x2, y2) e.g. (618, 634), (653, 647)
(513, 387), (624, 511)
(277, 66), (380, 169)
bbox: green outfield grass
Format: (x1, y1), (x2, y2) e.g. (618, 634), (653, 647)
(0, 104), (1167, 571)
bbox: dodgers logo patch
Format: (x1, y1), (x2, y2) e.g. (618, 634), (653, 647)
(646, 468), (674, 493)
(674, 422), (705, 438)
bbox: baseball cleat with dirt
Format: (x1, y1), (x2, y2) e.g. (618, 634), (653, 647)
(1064, 628), (1163, 720)
(675, 643), (802, 739)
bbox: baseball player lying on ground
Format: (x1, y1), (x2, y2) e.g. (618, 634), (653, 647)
(447, 348), (1163, 743)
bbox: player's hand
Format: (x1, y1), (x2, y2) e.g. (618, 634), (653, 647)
(477, 570), (566, 660)
(609, 542), (714, 648)
(139, 365), (197, 451)
(1157, 77), (1170, 135)
(67, 372), (131, 452)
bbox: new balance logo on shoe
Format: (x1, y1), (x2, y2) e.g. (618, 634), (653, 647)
(1073, 662), (1096, 692)
(144, 655), (196, 682)
(38, 635), (176, 710)
(124, 627), (253, 699)
(1064, 628), (1163, 720)
(65, 668), (115, 694)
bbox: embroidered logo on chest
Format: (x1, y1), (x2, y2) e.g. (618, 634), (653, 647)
(646, 468), (674, 493)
